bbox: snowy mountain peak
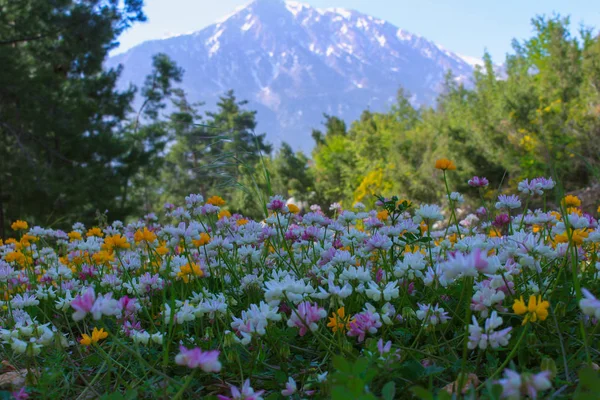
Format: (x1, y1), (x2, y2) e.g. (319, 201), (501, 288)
(108, 1), (480, 153)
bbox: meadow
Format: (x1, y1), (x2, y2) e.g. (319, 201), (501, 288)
(2, 160), (600, 399)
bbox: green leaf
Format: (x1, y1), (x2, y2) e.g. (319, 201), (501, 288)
(381, 381), (396, 400)
(352, 357), (370, 375)
(437, 390), (452, 400)
(423, 365), (445, 377)
(274, 370), (288, 384)
(410, 385), (434, 400)
(333, 355), (352, 374)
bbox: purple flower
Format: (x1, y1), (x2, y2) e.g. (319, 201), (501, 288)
(365, 233), (393, 252)
(377, 339), (392, 356)
(347, 309), (382, 342)
(532, 177), (555, 190)
(495, 194), (521, 210)
(218, 379), (265, 400)
(476, 207), (488, 218)
(71, 287), (96, 321)
(287, 301), (326, 336)
(492, 214), (511, 228)
(468, 176), (489, 188)
(12, 388), (29, 400)
(281, 377), (297, 397)
(175, 346), (221, 372)
(267, 196), (286, 212)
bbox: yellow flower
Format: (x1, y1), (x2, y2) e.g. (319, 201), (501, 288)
(177, 262), (204, 283)
(134, 227), (157, 244)
(567, 207), (582, 216)
(562, 195), (581, 208)
(68, 231), (83, 242)
(80, 327), (108, 346)
(287, 203), (300, 214)
(156, 241), (169, 256)
(20, 234), (38, 247)
(553, 229), (588, 246)
(435, 158), (456, 171)
(513, 295), (550, 325)
(86, 227), (104, 237)
(92, 250), (114, 265)
(192, 232), (211, 247)
(206, 196), (226, 206)
(11, 220), (28, 231)
(376, 210), (389, 221)
(103, 234), (130, 251)
(236, 218), (249, 226)
(5, 251), (26, 266)
(218, 210), (232, 220)
(327, 307), (350, 333)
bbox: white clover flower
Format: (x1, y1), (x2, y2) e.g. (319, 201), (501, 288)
(450, 192), (464, 204)
(414, 204), (444, 223)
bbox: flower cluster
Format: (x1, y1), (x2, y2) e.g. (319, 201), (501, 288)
(1, 167), (598, 398)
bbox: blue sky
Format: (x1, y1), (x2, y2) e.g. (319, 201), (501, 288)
(114, 0), (600, 62)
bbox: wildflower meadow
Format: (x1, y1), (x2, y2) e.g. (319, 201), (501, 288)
(2, 160), (600, 399)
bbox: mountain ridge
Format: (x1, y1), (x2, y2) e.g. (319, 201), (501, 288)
(108, 0), (481, 152)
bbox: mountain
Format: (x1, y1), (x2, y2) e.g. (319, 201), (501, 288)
(107, 0), (480, 153)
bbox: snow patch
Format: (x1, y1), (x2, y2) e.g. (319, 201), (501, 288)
(339, 42), (354, 55)
(356, 18), (368, 30)
(241, 18), (256, 31)
(456, 53), (485, 67)
(286, 1), (310, 16)
(375, 33), (386, 47)
(326, 46), (335, 56)
(328, 8), (352, 19)
(340, 24), (348, 34)
(396, 29), (413, 41)
(206, 27), (225, 57)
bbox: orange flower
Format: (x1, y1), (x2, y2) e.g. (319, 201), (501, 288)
(192, 232), (211, 247)
(5, 251), (26, 265)
(553, 229), (588, 246)
(435, 158), (456, 171)
(134, 227), (157, 244)
(177, 263), (204, 283)
(236, 218), (249, 226)
(80, 327), (108, 346)
(92, 250), (114, 264)
(20, 234), (38, 247)
(513, 295), (549, 325)
(156, 241), (169, 256)
(218, 210), (232, 220)
(376, 210), (389, 221)
(68, 231), (83, 242)
(287, 203), (300, 214)
(86, 227), (104, 237)
(206, 196), (226, 206)
(11, 220), (28, 231)
(562, 195), (581, 208)
(327, 307), (350, 333)
(567, 207), (582, 216)
(103, 234), (130, 251)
